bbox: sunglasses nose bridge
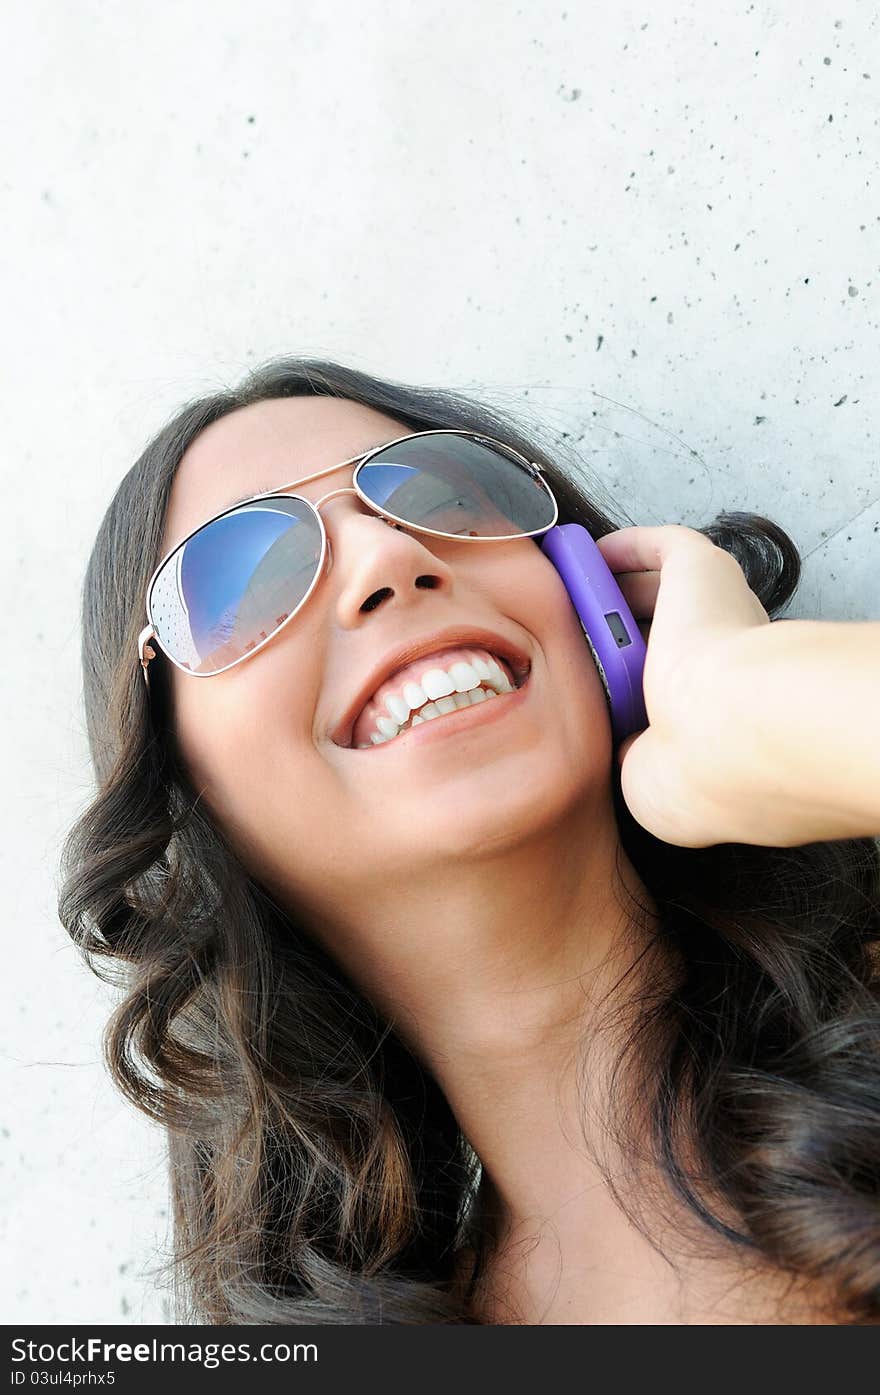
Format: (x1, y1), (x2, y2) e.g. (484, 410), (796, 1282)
(312, 485), (402, 527)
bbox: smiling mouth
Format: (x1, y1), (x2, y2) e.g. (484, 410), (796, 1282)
(350, 664), (531, 751)
(351, 655), (529, 753)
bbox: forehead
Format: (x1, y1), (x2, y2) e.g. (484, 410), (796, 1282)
(161, 395), (409, 556)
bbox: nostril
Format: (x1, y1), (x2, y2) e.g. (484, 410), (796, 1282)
(361, 588), (393, 614)
(360, 577), (440, 613)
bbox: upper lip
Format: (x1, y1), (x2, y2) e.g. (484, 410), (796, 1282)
(330, 625), (532, 748)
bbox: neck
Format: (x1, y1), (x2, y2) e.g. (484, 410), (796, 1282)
(272, 791), (844, 1325)
(292, 791), (693, 1282)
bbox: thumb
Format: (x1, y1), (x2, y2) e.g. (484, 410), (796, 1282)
(616, 730), (641, 767)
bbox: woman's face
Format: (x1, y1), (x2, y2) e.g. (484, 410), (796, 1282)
(162, 395), (615, 943)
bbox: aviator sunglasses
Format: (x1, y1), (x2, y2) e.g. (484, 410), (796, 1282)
(137, 429), (560, 690)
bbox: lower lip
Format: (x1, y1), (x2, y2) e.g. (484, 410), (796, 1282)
(349, 674), (532, 753)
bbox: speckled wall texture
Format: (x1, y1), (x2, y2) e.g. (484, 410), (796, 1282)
(3, 0), (877, 1323)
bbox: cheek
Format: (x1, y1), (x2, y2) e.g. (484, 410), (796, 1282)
(169, 666), (317, 826)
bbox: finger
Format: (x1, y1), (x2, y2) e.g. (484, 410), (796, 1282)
(615, 571), (661, 619)
(599, 525), (765, 633)
(616, 730), (641, 767)
(595, 524), (714, 575)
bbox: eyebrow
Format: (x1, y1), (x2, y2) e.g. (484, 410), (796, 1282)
(220, 445), (378, 512)
(225, 483), (280, 509)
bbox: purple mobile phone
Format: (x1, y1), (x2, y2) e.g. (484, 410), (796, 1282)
(539, 524), (648, 744)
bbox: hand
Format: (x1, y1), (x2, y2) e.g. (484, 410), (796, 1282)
(595, 524), (773, 847)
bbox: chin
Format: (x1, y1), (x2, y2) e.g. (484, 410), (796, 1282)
(387, 764), (602, 859)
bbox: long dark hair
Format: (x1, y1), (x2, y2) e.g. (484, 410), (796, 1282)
(57, 357), (880, 1323)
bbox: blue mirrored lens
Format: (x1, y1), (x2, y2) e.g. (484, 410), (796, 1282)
(149, 499), (321, 674)
(356, 435), (554, 537)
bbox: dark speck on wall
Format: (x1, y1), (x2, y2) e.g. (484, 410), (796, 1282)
(833, 395), (848, 406)
(824, 56), (832, 65)
(754, 415), (767, 425)
(596, 334), (604, 351)
(848, 284), (859, 296)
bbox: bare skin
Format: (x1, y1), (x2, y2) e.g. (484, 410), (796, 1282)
(161, 395), (844, 1325)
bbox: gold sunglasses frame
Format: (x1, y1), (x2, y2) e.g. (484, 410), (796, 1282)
(137, 428), (559, 691)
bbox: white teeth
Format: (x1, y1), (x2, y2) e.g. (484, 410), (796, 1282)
(384, 692), (410, 724)
(448, 660), (481, 692)
(472, 654), (494, 682)
(402, 680), (427, 710)
(355, 650), (519, 748)
(421, 667), (456, 701)
(488, 657), (512, 690)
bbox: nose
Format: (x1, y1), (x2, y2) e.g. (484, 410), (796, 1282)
(316, 487), (455, 621)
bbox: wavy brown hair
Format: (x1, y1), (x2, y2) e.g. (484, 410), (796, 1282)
(57, 357), (880, 1323)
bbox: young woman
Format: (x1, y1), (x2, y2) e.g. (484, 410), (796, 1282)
(58, 357), (880, 1325)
